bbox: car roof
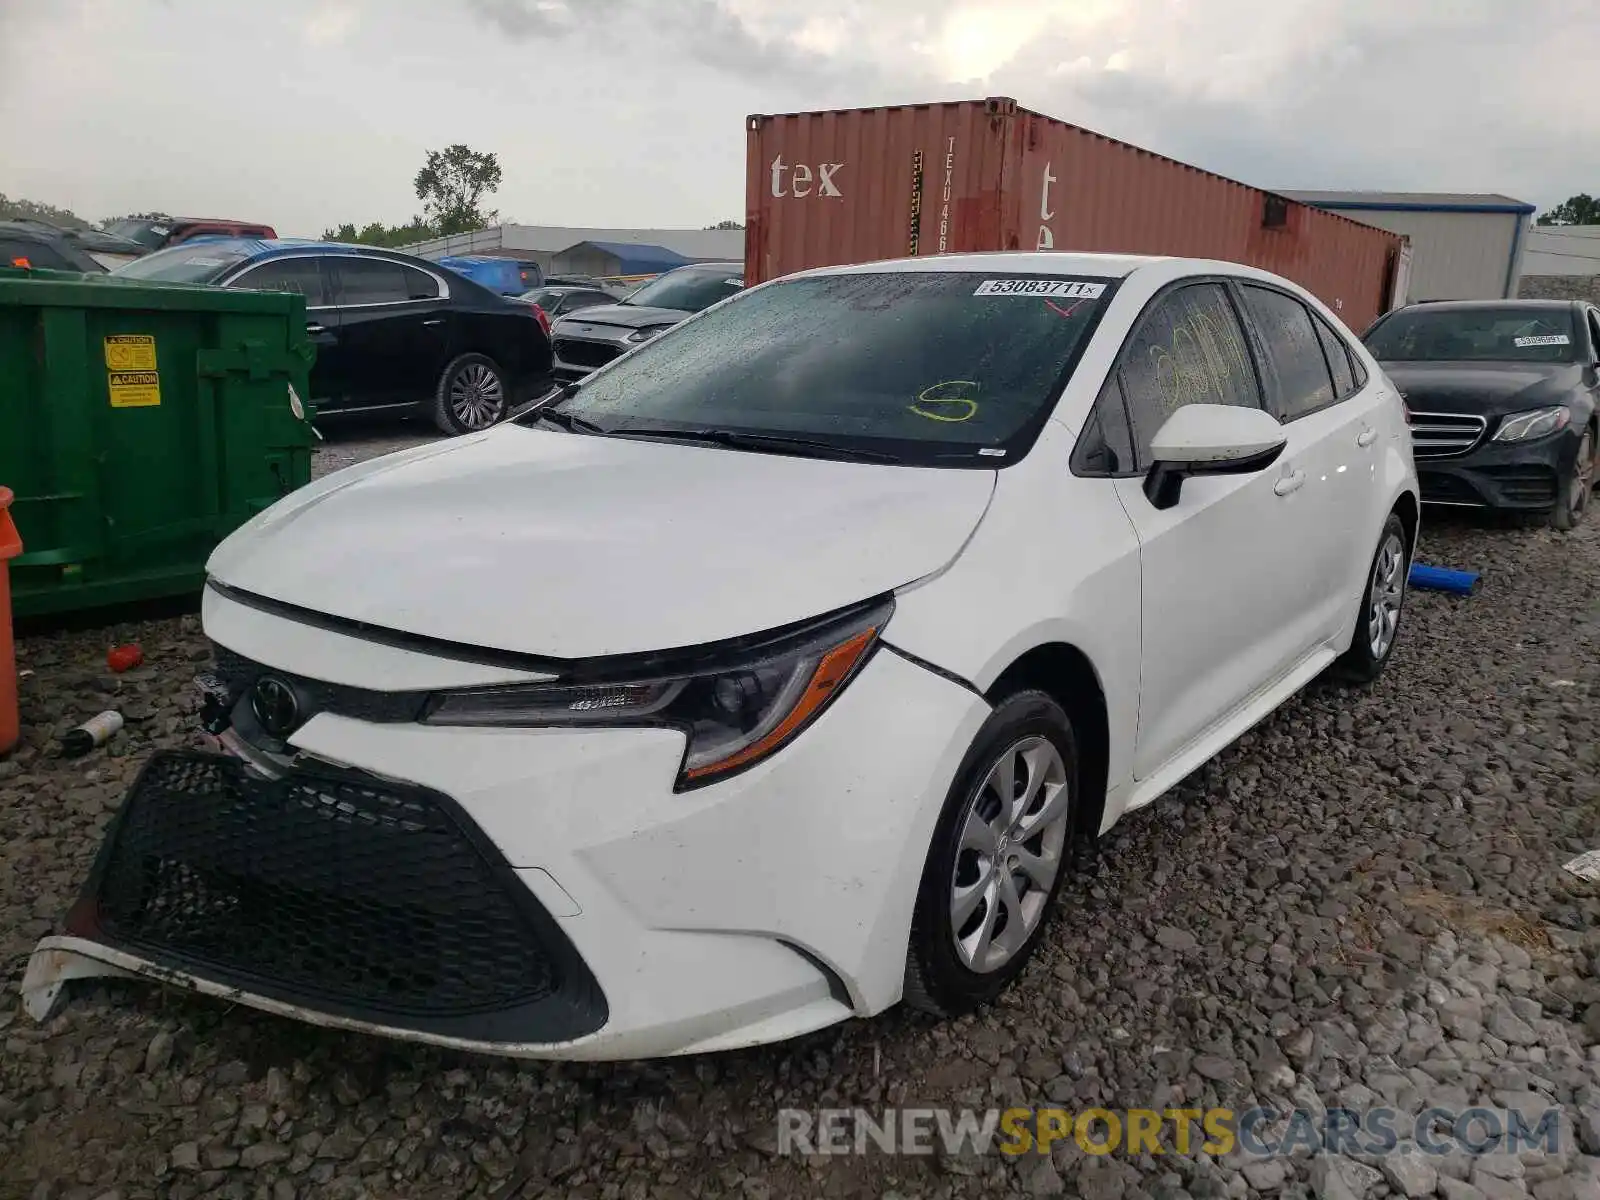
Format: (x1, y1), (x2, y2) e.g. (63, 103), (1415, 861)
(160, 238), (443, 265)
(1398, 298), (1577, 313)
(797, 251), (1168, 280)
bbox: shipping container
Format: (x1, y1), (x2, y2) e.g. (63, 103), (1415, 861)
(746, 97), (1408, 331)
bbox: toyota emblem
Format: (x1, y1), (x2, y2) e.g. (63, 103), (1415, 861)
(251, 676), (302, 738)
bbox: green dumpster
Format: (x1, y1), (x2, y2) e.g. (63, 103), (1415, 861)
(0, 267), (316, 618)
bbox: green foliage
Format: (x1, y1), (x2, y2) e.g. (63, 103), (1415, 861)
(705, 219), (745, 230)
(0, 193), (92, 230)
(414, 144), (502, 236)
(1536, 194), (1600, 226)
(320, 217), (437, 247)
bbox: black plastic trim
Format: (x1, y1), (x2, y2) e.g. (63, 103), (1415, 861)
(883, 643), (984, 698)
(68, 750), (609, 1046)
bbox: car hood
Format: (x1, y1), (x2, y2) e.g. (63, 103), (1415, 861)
(207, 428), (996, 660)
(1381, 361), (1586, 417)
(554, 303), (690, 332)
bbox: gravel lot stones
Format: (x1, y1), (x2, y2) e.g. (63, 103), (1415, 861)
(3, 437), (1599, 1199)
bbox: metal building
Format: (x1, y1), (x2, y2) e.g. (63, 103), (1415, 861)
(400, 224), (744, 275)
(1276, 191), (1535, 305)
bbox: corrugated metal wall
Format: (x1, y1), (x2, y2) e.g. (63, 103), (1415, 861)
(746, 99), (1403, 330)
(1318, 210), (1522, 302)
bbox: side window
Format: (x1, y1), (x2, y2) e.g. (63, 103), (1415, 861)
(231, 257), (328, 306)
(569, 293), (609, 311)
(1239, 285), (1336, 420)
(1119, 282), (1262, 464)
(1587, 309), (1600, 361)
(399, 264), (441, 301)
(1072, 373), (1137, 476)
(1, 238), (75, 270)
(1312, 314), (1357, 397)
(335, 259), (411, 306)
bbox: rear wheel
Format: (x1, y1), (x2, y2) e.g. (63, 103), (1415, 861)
(1334, 512), (1409, 685)
(903, 690), (1078, 1017)
(433, 353), (508, 435)
(1551, 426), (1594, 531)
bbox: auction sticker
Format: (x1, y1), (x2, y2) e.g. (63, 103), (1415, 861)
(974, 278), (1106, 298)
(1514, 334), (1569, 347)
(108, 370), (161, 408)
(104, 333), (157, 371)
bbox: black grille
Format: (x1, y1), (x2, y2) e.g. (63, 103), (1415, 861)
(76, 751), (606, 1039)
(1417, 471), (1485, 506)
(554, 338), (622, 369)
(1480, 464), (1558, 506)
(211, 642), (425, 724)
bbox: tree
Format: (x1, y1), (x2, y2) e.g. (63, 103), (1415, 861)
(320, 217), (438, 248)
(705, 219), (745, 230)
(0, 194), (91, 229)
(1536, 194), (1600, 226)
(414, 145), (502, 236)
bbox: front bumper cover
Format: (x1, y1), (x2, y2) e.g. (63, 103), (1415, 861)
(32, 749), (608, 1047)
(1416, 430), (1578, 510)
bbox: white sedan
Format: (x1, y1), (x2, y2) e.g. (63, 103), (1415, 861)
(25, 252), (1418, 1060)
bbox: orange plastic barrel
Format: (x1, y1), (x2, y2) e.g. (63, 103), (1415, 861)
(0, 487), (21, 756)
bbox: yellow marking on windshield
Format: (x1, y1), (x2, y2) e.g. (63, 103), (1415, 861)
(910, 380), (980, 422)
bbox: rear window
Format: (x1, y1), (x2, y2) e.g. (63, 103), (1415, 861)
(1365, 306), (1578, 363)
(112, 243), (251, 282)
(553, 271), (1114, 465)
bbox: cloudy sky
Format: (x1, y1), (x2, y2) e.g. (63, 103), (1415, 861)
(2, 0), (1595, 234)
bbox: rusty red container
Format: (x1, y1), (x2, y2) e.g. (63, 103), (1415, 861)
(746, 97), (1406, 331)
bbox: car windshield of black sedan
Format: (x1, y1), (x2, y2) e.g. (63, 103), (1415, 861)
(621, 268), (743, 313)
(112, 243), (250, 283)
(1366, 306), (1578, 363)
(545, 271), (1112, 462)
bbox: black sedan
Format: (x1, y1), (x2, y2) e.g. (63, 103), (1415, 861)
(1364, 299), (1598, 529)
(115, 239), (554, 435)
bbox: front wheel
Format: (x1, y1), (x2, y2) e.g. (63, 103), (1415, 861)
(902, 690), (1078, 1017)
(1334, 512), (1409, 685)
(433, 353), (509, 435)
(1551, 426), (1594, 531)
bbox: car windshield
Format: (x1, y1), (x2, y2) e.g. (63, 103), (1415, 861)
(1365, 306), (1578, 363)
(534, 270), (1114, 466)
(104, 219), (173, 250)
(112, 242), (250, 283)
(622, 268), (742, 313)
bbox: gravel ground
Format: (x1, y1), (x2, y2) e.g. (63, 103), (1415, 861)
(2, 435), (1598, 1200)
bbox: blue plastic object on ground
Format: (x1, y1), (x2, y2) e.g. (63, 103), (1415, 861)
(1409, 564), (1478, 594)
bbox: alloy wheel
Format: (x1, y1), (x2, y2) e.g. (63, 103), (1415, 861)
(1569, 429), (1594, 525)
(449, 363), (506, 430)
(949, 735), (1071, 974)
(1367, 531), (1406, 660)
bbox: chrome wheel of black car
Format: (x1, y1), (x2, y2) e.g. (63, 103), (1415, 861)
(1554, 427), (1594, 531)
(433, 353), (508, 435)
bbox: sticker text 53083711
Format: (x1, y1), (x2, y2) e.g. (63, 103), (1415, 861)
(975, 279), (1106, 299)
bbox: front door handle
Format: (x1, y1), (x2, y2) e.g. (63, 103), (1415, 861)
(422, 318), (446, 327)
(1357, 426), (1378, 448)
(1274, 469), (1307, 497)
(306, 323), (327, 336)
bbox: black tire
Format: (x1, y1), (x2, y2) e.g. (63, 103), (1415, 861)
(903, 689), (1079, 1017)
(432, 352), (509, 435)
(1550, 426), (1594, 532)
(1334, 511), (1409, 685)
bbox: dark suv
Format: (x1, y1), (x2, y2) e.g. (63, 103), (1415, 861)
(1364, 299), (1598, 529)
(116, 239), (553, 435)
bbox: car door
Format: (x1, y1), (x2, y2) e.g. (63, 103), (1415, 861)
(225, 255), (339, 400)
(1233, 283), (1380, 642)
(1103, 280), (1331, 780)
(326, 257), (452, 407)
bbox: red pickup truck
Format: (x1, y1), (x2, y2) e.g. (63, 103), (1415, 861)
(104, 216), (277, 251)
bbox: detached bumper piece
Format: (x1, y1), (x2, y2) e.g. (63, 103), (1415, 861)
(55, 750), (606, 1045)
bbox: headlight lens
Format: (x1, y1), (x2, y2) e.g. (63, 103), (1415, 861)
(421, 599), (891, 787)
(626, 325), (668, 343)
(1493, 406), (1571, 443)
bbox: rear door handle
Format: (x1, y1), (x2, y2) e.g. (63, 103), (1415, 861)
(422, 318), (446, 327)
(306, 323), (327, 335)
(1274, 469), (1307, 497)
(1357, 426), (1379, 448)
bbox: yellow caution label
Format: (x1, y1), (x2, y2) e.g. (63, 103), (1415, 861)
(104, 334), (157, 372)
(108, 370), (161, 408)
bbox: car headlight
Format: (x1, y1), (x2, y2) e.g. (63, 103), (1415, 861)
(1493, 406), (1571, 443)
(421, 598), (892, 788)
(626, 325), (669, 343)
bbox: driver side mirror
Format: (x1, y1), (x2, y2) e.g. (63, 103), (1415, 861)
(1143, 405), (1288, 510)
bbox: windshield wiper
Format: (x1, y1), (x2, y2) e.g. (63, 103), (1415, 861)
(531, 406), (608, 435)
(611, 426), (900, 463)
